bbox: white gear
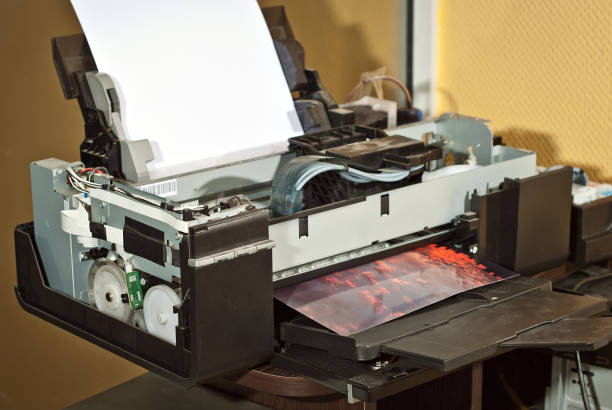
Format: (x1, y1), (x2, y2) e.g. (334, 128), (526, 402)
(143, 285), (181, 345)
(87, 259), (132, 322)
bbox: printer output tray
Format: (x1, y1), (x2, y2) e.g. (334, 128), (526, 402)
(277, 276), (612, 400)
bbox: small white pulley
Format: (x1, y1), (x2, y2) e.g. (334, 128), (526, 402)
(143, 285), (181, 345)
(87, 259), (132, 322)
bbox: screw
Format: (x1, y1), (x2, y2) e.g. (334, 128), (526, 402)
(369, 360), (389, 371)
(228, 196), (241, 208)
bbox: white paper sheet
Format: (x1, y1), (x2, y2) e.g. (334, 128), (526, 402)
(71, 0), (303, 180)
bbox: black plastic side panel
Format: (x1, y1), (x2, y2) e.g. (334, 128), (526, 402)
(185, 210), (274, 382)
(188, 250), (274, 381)
(478, 167), (573, 275)
(14, 223), (193, 386)
(571, 195), (612, 267)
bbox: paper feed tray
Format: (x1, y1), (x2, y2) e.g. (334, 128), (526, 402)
(278, 276), (612, 372)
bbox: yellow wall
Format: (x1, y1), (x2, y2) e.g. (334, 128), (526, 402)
(437, 0), (612, 182)
(0, 1), (401, 408)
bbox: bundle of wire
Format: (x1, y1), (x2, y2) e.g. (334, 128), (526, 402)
(66, 166), (159, 207)
(66, 166), (109, 194)
(270, 155), (423, 216)
(66, 166), (212, 213)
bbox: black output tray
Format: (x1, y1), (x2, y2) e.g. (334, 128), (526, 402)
(279, 276), (612, 370)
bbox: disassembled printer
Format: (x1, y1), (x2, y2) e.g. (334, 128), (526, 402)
(15, 6), (612, 402)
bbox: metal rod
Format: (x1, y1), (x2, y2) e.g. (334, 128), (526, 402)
(575, 351), (592, 410)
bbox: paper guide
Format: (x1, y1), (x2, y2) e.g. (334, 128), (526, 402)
(71, 0), (303, 180)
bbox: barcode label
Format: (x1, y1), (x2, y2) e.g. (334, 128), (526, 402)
(139, 179), (178, 197)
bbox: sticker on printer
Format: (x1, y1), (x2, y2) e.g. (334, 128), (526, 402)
(139, 179), (178, 197)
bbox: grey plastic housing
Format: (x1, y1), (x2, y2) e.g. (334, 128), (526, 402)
(85, 72), (154, 183)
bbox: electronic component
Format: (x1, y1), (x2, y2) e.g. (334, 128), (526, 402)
(125, 271), (144, 310)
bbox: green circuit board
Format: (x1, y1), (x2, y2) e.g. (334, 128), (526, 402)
(125, 271), (144, 310)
